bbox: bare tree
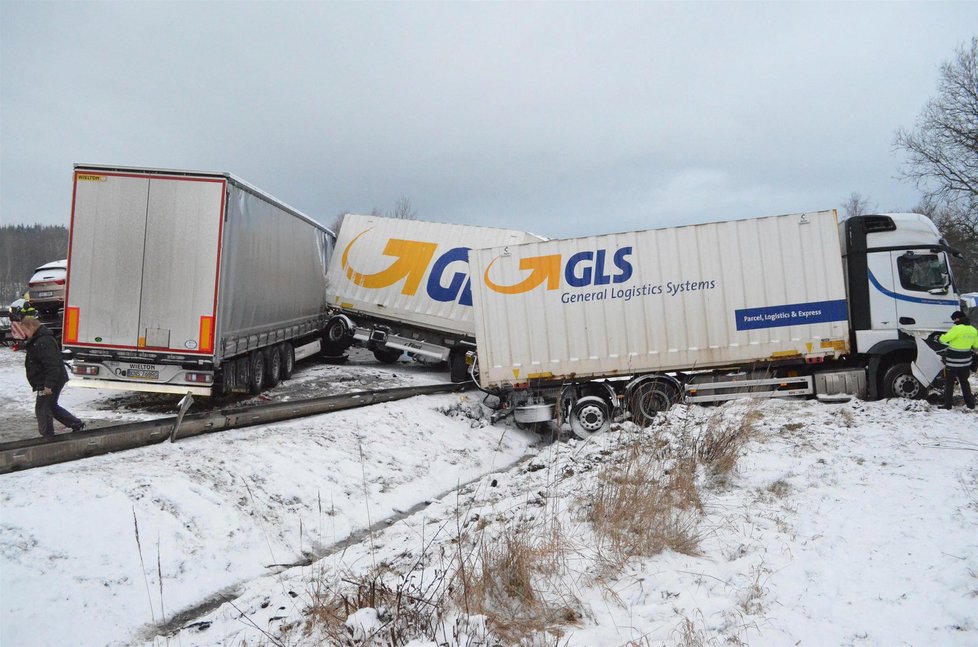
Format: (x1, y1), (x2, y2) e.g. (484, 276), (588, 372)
(895, 36), (978, 212)
(388, 197), (417, 220)
(367, 197), (418, 221)
(913, 198), (978, 292)
(841, 192), (874, 219)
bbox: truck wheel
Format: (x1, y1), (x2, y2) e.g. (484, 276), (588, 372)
(373, 347), (402, 364)
(882, 362), (923, 399)
(324, 318), (351, 355)
(569, 395), (611, 439)
(629, 380), (680, 427)
(280, 342), (295, 379)
(265, 346), (282, 388)
(449, 349), (469, 383)
(248, 351), (265, 395)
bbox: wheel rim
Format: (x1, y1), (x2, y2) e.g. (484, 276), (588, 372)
(578, 404), (606, 431)
(892, 374), (921, 398)
(328, 322), (345, 343)
(570, 396), (611, 438)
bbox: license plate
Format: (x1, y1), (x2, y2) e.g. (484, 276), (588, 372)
(34, 291), (54, 298)
(127, 369), (160, 380)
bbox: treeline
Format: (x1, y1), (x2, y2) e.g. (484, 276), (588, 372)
(928, 203), (978, 294)
(0, 225), (68, 304)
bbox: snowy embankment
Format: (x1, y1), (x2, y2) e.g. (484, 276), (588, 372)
(1, 379), (977, 646)
(155, 397), (976, 647)
(0, 393), (536, 646)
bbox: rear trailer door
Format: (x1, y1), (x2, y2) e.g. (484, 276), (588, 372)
(65, 170), (225, 356)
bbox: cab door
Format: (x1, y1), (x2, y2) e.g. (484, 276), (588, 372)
(865, 250), (898, 329)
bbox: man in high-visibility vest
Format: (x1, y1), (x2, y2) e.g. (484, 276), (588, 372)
(939, 310), (978, 410)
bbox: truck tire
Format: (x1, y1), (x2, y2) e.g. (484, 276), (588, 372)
(248, 351), (265, 396)
(280, 342), (295, 379)
(882, 362), (923, 399)
(629, 380), (680, 427)
(324, 318), (351, 355)
(265, 346), (282, 388)
(569, 395), (611, 439)
(449, 349), (469, 383)
(373, 347), (402, 364)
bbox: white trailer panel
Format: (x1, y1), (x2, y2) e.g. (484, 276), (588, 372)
(64, 165), (333, 393)
(66, 171), (224, 354)
(326, 214), (543, 338)
(469, 210), (851, 389)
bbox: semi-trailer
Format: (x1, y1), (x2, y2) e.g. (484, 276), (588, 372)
(63, 165), (336, 396)
(468, 210), (963, 437)
(323, 213), (543, 381)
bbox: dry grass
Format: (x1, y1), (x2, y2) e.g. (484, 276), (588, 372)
(303, 563), (439, 645)
(696, 403), (762, 482)
(766, 479), (791, 499)
(452, 520), (581, 643)
(296, 404), (768, 646)
(587, 439), (702, 565)
(738, 566), (767, 616)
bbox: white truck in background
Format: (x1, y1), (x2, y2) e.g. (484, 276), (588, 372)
(468, 210), (963, 437)
(324, 214), (544, 381)
(63, 164), (336, 396)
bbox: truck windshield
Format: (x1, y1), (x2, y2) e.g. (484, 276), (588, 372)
(897, 252), (948, 292)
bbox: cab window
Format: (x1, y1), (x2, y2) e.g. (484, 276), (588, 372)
(897, 253), (947, 292)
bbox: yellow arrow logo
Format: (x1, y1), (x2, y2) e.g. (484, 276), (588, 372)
(342, 229), (438, 295)
(484, 254), (562, 294)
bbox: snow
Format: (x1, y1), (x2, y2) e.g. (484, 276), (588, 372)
(1, 348), (977, 646)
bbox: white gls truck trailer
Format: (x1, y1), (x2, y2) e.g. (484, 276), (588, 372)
(468, 210), (964, 437)
(324, 213), (544, 382)
(63, 165), (335, 396)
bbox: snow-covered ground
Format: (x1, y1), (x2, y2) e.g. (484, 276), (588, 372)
(0, 346), (446, 443)
(1, 348), (976, 646)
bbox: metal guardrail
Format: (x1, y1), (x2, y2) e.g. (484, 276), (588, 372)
(0, 382), (468, 474)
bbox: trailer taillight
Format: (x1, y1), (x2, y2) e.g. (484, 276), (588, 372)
(72, 365), (99, 376)
(185, 372), (213, 384)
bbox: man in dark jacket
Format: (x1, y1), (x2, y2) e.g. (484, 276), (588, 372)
(21, 317), (85, 436)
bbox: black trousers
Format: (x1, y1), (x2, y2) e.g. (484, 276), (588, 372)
(944, 366), (976, 409)
(35, 384), (82, 436)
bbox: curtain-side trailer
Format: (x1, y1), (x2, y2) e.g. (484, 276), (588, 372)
(468, 210), (963, 437)
(323, 213), (544, 381)
(63, 165), (335, 396)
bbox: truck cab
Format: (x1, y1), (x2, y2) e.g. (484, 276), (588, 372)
(840, 213), (962, 397)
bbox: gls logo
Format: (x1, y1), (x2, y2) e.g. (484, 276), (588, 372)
(485, 247), (634, 294)
(341, 229), (475, 306)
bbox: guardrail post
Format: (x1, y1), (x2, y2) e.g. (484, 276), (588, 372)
(169, 393), (195, 443)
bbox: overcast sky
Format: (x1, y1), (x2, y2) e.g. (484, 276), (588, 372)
(1, 1), (975, 238)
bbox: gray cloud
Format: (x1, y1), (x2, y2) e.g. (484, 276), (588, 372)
(2, 2), (975, 238)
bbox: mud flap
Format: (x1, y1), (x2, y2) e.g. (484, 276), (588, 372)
(911, 335), (943, 389)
